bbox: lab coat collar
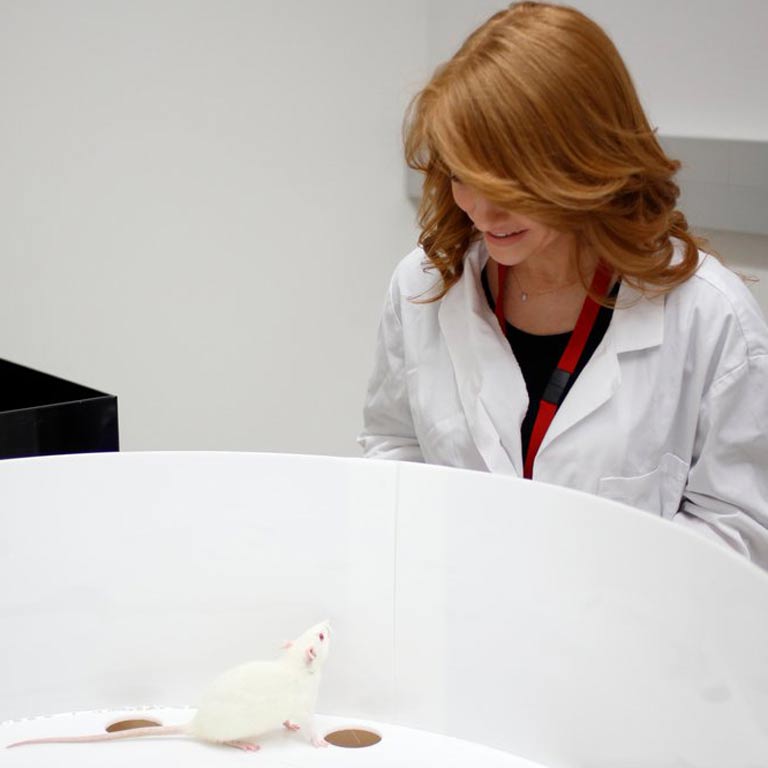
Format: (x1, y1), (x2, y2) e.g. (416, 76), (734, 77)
(539, 279), (664, 456)
(438, 242), (666, 474)
(438, 242), (526, 474)
(611, 280), (665, 354)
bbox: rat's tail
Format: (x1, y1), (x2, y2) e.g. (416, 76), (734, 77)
(6, 724), (187, 748)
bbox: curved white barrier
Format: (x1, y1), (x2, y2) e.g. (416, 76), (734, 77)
(1, 451), (766, 767)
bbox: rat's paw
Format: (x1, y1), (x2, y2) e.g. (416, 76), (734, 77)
(226, 740), (261, 752)
(312, 735), (329, 748)
(283, 720), (301, 732)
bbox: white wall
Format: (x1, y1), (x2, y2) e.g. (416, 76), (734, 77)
(0, 1), (426, 455)
(0, 2), (765, 458)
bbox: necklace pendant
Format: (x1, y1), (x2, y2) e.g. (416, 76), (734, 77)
(520, 291), (528, 302)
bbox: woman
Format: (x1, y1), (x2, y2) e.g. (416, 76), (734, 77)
(359, 2), (768, 566)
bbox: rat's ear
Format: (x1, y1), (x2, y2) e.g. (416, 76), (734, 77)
(282, 641), (293, 649)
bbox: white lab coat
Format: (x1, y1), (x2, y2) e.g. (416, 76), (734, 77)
(359, 241), (768, 568)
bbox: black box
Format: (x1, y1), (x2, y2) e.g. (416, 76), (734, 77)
(0, 359), (119, 460)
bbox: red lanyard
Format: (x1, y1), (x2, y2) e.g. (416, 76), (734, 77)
(495, 261), (613, 479)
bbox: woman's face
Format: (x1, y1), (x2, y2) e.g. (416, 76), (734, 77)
(451, 177), (574, 270)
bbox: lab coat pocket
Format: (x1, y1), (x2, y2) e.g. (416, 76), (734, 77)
(598, 453), (690, 519)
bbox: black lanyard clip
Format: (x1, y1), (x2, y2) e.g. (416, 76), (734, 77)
(542, 367), (572, 406)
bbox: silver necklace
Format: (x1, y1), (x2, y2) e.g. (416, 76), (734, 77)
(509, 269), (580, 302)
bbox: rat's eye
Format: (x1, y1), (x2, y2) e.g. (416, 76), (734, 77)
(319, 633), (325, 641)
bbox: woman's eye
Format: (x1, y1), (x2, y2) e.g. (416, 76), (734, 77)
(449, 173), (462, 184)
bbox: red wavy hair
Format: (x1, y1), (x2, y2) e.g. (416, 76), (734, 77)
(404, 1), (706, 301)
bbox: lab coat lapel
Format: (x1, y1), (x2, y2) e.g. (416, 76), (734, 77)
(539, 281), (665, 452)
(438, 244), (526, 475)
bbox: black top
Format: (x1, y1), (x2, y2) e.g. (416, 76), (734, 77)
(481, 267), (618, 458)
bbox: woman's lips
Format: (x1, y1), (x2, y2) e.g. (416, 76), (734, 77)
(484, 229), (528, 246)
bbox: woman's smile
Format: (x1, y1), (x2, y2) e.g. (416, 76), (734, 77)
(483, 229), (529, 246)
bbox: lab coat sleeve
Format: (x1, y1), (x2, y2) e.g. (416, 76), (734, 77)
(673, 353), (768, 569)
(358, 278), (424, 462)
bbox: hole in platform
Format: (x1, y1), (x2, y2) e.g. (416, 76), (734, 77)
(324, 728), (382, 748)
(106, 719), (162, 733)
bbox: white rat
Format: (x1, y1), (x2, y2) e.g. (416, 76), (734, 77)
(7, 620), (332, 752)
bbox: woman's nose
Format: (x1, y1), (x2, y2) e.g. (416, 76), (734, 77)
(472, 194), (492, 217)
(455, 184), (483, 214)
(468, 191), (505, 224)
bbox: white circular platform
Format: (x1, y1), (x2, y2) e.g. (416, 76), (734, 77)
(1, 708), (546, 767)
